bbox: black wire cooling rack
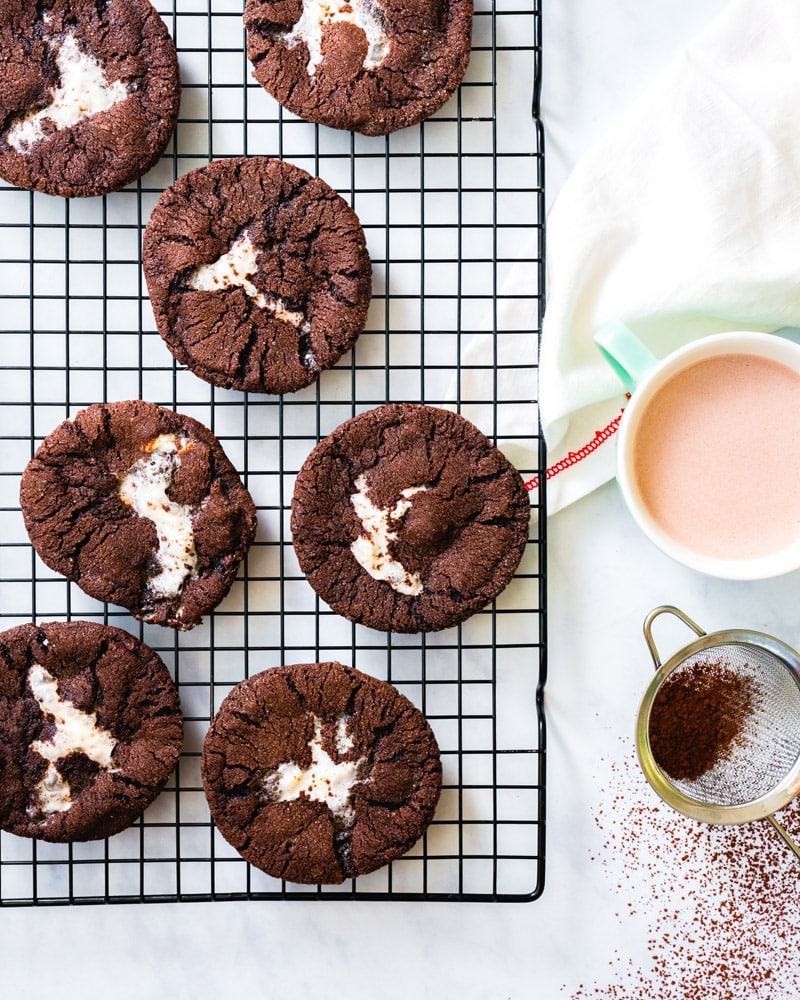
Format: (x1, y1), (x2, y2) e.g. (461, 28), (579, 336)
(0, 0), (545, 904)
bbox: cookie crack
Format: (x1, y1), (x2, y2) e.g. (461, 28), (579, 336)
(108, 772), (151, 794)
(331, 827), (355, 879)
(476, 514), (517, 528)
(236, 317), (268, 388)
(247, 16), (292, 34)
(298, 325), (318, 375)
(45, 508), (115, 576)
(265, 174), (313, 224)
(93, 1), (113, 22)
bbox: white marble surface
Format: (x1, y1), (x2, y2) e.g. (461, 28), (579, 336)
(1, 1), (759, 995)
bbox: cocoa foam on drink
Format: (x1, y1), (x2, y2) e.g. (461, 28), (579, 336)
(632, 353), (800, 560)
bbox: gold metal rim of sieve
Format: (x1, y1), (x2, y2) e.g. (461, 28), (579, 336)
(636, 606), (800, 828)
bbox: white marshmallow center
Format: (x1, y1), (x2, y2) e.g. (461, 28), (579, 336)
(187, 232), (310, 332)
(265, 715), (365, 826)
(6, 33), (130, 153)
(118, 434), (198, 599)
(350, 474), (427, 596)
(28, 663), (118, 815)
(280, 0), (391, 77)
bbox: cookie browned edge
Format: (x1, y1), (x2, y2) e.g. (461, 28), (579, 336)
(201, 662), (442, 884)
(142, 156), (372, 395)
(0, 0), (181, 198)
(0, 620), (183, 843)
(290, 402), (531, 633)
(244, 0), (473, 136)
(19, 400), (257, 630)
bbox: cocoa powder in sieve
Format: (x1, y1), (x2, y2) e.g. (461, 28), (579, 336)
(648, 659), (755, 780)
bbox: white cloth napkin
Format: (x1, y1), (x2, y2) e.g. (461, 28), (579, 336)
(461, 0), (800, 513)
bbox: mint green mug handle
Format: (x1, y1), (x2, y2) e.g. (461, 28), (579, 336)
(594, 321), (660, 395)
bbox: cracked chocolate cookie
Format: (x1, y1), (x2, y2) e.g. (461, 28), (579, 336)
(291, 403), (530, 633)
(20, 400), (257, 630)
(142, 156), (372, 395)
(0, 0), (180, 198)
(202, 662), (441, 884)
(244, 0), (472, 135)
(0, 620), (183, 842)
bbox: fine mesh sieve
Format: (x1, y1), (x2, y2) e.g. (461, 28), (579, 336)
(636, 606), (800, 859)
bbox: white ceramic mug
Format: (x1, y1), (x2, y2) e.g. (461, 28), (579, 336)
(594, 323), (800, 580)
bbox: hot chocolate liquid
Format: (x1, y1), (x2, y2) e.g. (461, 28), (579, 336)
(633, 353), (800, 560)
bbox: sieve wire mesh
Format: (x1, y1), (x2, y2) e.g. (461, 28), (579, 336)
(648, 644), (800, 809)
(0, 0), (546, 903)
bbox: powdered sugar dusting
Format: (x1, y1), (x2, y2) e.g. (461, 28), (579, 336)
(569, 743), (800, 998)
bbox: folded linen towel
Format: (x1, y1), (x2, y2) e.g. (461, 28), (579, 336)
(464, 0), (800, 512)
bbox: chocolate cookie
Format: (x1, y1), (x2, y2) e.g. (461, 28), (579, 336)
(291, 403), (530, 633)
(202, 662), (441, 884)
(142, 156), (372, 395)
(0, 621), (183, 843)
(20, 401), (257, 630)
(0, 0), (180, 199)
(244, 0), (472, 135)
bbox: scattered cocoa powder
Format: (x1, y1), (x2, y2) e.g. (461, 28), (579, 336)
(568, 743), (800, 999)
(648, 659), (755, 781)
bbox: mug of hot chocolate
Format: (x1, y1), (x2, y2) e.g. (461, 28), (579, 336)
(595, 322), (800, 579)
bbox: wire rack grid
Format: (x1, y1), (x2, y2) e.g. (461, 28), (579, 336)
(0, 0), (545, 904)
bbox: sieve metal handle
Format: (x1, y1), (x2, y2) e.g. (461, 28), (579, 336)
(766, 815), (800, 861)
(643, 605), (706, 670)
